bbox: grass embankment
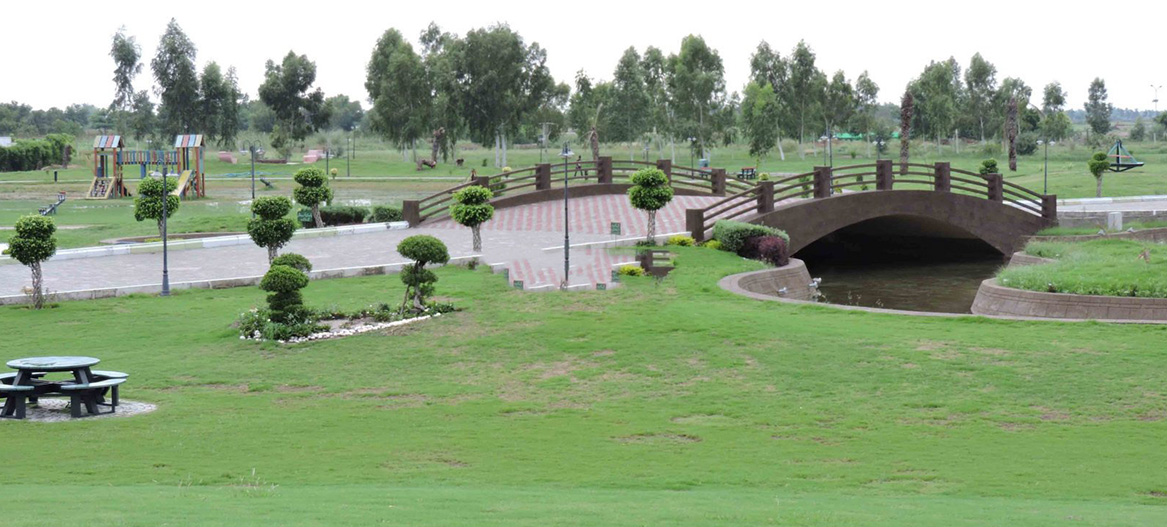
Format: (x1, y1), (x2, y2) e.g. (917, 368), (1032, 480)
(999, 238), (1167, 297)
(1035, 221), (1167, 237)
(2, 247), (1167, 525)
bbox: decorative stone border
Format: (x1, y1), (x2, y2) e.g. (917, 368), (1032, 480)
(717, 259), (815, 301)
(245, 313), (440, 344)
(971, 279), (1167, 321)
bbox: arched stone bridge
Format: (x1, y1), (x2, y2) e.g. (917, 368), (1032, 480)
(404, 158), (1056, 256)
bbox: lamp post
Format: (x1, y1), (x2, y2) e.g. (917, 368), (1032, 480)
(559, 143), (574, 291)
(1153, 84), (1162, 142)
(346, 134), (352, 178)
(160, 166), (170, 297)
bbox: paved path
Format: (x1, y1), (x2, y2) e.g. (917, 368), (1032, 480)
(0, 195), (723, 297)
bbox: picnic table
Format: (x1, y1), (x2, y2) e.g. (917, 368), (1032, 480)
(0, 356), (127, 419)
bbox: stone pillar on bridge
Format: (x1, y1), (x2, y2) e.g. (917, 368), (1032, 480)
(597, 156), (613, 184)
(686, 209), (706, 242)
(985, 173), (1003, 202)
(535, 163), (551, 191)
(813, 166), (832, 198)
(933, 162), (951, 193)
(711, 168), (726, 195)
(757, 181), (775, 213)
(1042, 194), (1058, 222)
(656, 159), (673, 182)
(472, 175), (491, 188)
(403, 200), (421, 227)
(876, 159), (894, 190)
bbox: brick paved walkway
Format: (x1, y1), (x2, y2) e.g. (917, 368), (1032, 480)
(0, 195), (724, 297)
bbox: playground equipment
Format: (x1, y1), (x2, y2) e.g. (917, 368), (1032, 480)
(86, 134), (206, 200)
(39, 191), (67, 215)
(1107, 139), (1145, 172)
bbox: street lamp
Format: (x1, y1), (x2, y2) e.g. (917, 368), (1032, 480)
(346, 134), (352, 178)
(558, 143), (574, 291)
(160, 166), (170, 297)
(1152, 84), (1162, 142)
(242, 140), (259, 218)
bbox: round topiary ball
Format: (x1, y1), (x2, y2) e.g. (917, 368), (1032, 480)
(259, 264), (309, 294)
(397, 235), (450, 266)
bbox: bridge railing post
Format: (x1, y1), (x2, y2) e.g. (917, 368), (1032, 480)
(986, 173), (1003, 202)
(403, 200), (421, 227)
(686, 209), (706, 242)
(472, 175), (491, 188)
(933, 162), (950, 192)
(813, 166), (832, 198)
(535, 163), (551, 190)
(757, 181), (775, 213)
(1042, 194), (1057, 222)
(656, 159), (673, 183)
(597, 156), (613, 184)
(711, 168), (726, 196)
(876, 159), (894, 190)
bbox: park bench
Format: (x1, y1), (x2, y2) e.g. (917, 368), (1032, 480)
(636, 249), (675, 279)
(0, 383), (35, 419)
(259, 178), (275, 189)
(218, 151), (238, 164)
(60, 378), (126, 417)
(737, 167), (757, 180)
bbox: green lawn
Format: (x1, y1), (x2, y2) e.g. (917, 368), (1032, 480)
(2, 247), (1167, 525)
(1000, 239), (1167, 297)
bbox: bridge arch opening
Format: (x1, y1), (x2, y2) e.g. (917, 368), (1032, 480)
(794, 214), (1003, 313)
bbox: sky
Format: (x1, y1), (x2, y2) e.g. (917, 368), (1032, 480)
(4, 0), (1165, 113)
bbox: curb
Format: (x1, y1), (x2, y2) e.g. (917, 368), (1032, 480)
(0, 254), (481, 306)
(0, 221), (410, 265)
(1059, 195), (1167, 206)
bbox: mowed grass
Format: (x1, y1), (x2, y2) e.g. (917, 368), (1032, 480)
(1, 247), (1167, 525)
(1000, 239), (1167, 297)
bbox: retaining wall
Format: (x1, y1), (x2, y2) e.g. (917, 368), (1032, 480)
(970, 279), (1167, 321)
(716, 259), (815, 301)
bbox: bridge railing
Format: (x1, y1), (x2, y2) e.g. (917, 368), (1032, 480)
(404, 157), (744, 225)
(685, 160), (1056, 242)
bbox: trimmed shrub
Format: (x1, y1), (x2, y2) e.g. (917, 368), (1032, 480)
(318, 205), (369, 226)
(397, 235), (450, 312)
(272, 253), (312, 272)
(617, 264), (645, 277)
(293, 166), (332, 228)
(133, 176), (180, 237)
(628, 167), (674, 243)
(260, 264), (310, 323)
(666, 235), (696, 247)
(751, 235), (790, 267)
(451, 185), (495, 251)
(248, 196), (298, 263)
(702, 240), (723, 251)
(371, 206), (403, 223)
(8, 215), (57, 309)
(978, 159), (999, 175)
(712, 220), (789, 254)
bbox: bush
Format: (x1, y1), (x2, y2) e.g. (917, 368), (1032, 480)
(293, 166), (333, 228)
(978, 159), (999, 175)
(702, 240), (723, 251)
(249, 196), (298, 263)
(750, 236), (790, 267)
(666, 235), (696, 247)
(271, 253), (312, 272)
(317, 205), (369, 226)
(979, 142), (1002, 157)
(252, 196), (293, 219)
(371, 206), (403, 223)
(1017, 131), (1039, 156)
(451, 185), (495, 251)
(712, 220), (789, 254)
(617, 265), (645, 277)
(236, 308), (323, 341)
(260, 264), (310, 324)
(758, 173), (770, 181)
(398, 235), (450, 312)
(133, 176), (180, 236)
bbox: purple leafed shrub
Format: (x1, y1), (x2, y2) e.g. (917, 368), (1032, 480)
(743, 235), (789, 267)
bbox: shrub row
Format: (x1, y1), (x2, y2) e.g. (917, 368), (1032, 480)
(712, 220), (788, 253)
(0, 134), (73, 172)
(299, 205), (404, 227)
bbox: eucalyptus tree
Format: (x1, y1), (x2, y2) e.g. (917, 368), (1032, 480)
(1085, 78), (1113, 136)
(641, 46), (671, 157)
(749, 41), (788, 159)
(666, 35), (727, 162)
(109, 26), (141, 133)
(418, 23), (462, 162)
(366, 28), (430, 161)
(821, 71), (854, 164)
(782, 40), (822, 145)
(608, 47), (650, 142)
(742, 81), (780, 161)
(852, 71), (879, 154)
(151, 18), (200, 137)
(964, 53), (997, 142)
(258, 51), (331, 157)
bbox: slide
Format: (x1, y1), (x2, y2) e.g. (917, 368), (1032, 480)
(86, 177), (112, 199)
(169, 170), (193, 197)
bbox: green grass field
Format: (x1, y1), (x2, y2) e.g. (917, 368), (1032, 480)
(1000, 239), (1167, 297)
(3, 247), (1167, 525)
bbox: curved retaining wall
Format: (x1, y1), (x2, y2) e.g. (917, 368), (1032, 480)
(1029, 227), (1167, 244)
(718, 259), (815, 301)
(1007, 251), (1054, 267)
(971, 279), (1167, 321)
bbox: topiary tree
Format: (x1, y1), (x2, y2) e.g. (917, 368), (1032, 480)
(293, 166), (332, 228)
(271, 253), (312, 273)
(450, 186), (495, 252)
(133, 176), (180, 237)
(397, 235), (449, 313)
(8, 215), (57, 309)
(259, 264), (310, 323)
(978, 159), (999, 175)
(628, 167), (674, 244)
(248, 196), (298, 263)
(1088, 152), (1110, 198)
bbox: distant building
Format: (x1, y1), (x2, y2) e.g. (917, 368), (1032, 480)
(0, 136), (13, 147)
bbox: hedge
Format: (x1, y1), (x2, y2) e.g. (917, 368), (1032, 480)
(371, 206), (403, 223)
(712, 220), (789, 254)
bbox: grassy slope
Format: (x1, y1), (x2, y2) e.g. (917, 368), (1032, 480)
(1000, 239), (1167, 297)
(2, 247), (1166, 525)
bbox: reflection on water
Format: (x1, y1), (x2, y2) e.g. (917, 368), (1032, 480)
(811, 258), (1003, 313)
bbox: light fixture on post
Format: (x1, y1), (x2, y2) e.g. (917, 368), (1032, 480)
(160, 165), (170, 297)
(558, 143), (574, 291)
(1153, 84), (1162, 142)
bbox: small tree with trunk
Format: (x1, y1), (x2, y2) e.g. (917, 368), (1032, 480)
(628, 167), (674, 244)
(1088, 152), (1110, 198)
(8, 215), (57, 309)
(293, 166), (332, 228)
(450, 185), (494, 252)
(397, 235), (450, 313)
(133, 176), (180, 237)
(899, 91), (912, 174)
(248, 196), (298, 263)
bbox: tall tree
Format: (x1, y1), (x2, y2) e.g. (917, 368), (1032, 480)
(1042, 82), (1066, 114)
(821, 71), (854, 165)
(452, 24), (553, 167)
(1085, 77), (1113, 136)
(109, 26), (142, 133)
(784, 40), (821, 144)
(366, 28), (430, 161)
(608, 47), (650, 142)
(218, 67), (241, 145)
(852, 71), (879, 153)
(151, 18), (200, 138)
(964, 53), (997, 142)
(419, 23), (463, 162)
(128, 90), (156, 142)
(258, 51), (331, 157)
(1041, 82), (1070, 141)
(742, 81), (780, 161)
(666, 35), (727, 161)
(909, 58), (961, 151)
(641, 46), (671, 157)
(899, 91), (913, 174)
(325, 95), (364, 131)
(567, 71), (605, 138)
(749, 41), (788, 159)
(198, 62), (226, 144)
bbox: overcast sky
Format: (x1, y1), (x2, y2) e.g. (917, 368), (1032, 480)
(5, 0), (1164, 112)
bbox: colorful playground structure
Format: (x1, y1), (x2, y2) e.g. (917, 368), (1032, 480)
(87, 134), (207, 199)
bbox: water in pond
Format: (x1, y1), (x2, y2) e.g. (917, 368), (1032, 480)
(809, 258), (1003, 313)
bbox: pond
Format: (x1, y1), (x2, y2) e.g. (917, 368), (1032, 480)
(809, 257), (1003, 313)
